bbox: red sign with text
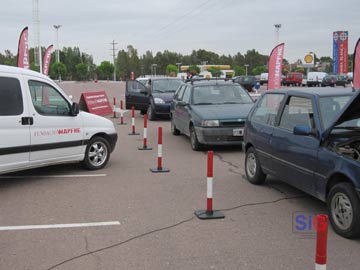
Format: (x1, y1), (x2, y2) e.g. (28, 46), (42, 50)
(79, 91), (112, 116)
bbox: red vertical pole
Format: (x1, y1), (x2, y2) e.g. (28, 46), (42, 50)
(206, 151), (214, 214)
(143, 114), (148, 148)
(157, 127), (163, 170)
(131, 107), (135, 133)
(113, 97), (116, 118)
(315, 214), (328, 270)
(128, 106), (139, 135)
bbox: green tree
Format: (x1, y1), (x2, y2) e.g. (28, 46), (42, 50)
(252, 66), (268, 75)
(97, 61), (114, 80)
(50, 62), (67, 80)
(188, 64), (200, 75)
(207, 67), (223, 77)
(234, 66), (245, 76)
(76, 63), (88, 81)
(166, 64), (178, 77)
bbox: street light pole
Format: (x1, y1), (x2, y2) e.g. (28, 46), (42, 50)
(244, 64), (249, 76)
(274, 24), (281, 45)
(176, 62), (182, 73)
(152, 64), (157, 76)
(53, 25), (62, 62)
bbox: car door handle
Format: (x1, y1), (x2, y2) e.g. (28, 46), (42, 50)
(21, 117), (34, 125)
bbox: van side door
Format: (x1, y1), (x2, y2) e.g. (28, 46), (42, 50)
(0, 76), (30, 173)
(26, 78), (84, 164)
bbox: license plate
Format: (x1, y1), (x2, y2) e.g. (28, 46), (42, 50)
(233, 128), (244, 136)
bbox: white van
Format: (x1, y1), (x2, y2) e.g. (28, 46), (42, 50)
(0, 65), (118, 175)
(260, 73), (268, 85)
(306, 72), (327, 87)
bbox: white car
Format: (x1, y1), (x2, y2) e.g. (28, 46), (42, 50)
(0, 65), (118, 175)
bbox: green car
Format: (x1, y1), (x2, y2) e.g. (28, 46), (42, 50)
(170, 79), (255, 150)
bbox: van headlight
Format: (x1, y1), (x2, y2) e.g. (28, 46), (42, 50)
(154, 98), (165, 104)
(202, 120), (219, 127)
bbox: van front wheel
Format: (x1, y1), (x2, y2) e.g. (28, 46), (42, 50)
(82, 136), (110, 170)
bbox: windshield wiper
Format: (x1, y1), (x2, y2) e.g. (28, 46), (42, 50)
(194, 102), (214, 105)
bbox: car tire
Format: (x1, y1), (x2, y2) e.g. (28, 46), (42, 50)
(245, 147), (266, 185)
(147, 105), (155, 121)
(82, 136), (110, 170)
(190, 125), (202, 151)
(327, 182), (360, 238)
(171, 116), (180, 135)
(140, 109), (146, 115)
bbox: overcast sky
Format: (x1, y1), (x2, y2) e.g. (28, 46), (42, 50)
(1, 0), (359, 64)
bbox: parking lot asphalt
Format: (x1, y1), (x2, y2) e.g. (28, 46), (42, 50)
(0, 81), (359, 270)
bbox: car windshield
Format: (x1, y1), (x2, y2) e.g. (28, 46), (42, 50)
(152, 79), (182, 93)
(192, 84), (253, 105)
(319, 95), (354, 129)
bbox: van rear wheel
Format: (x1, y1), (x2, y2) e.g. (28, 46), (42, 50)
(82, 136), (110, 170)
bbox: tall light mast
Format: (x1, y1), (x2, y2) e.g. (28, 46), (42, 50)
(32, 0), (42, 73)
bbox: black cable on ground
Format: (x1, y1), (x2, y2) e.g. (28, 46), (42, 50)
(45, 195), (306, 270)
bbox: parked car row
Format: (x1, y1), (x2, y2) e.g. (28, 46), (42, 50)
(126, 77), (360, 238)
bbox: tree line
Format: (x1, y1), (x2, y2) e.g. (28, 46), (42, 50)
(0, 45), (352, 81)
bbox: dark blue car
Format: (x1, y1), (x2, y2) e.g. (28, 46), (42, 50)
(244, 88), (360, 238)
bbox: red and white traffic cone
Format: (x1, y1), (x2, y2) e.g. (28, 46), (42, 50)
(150, 127), (169, 173)
(128, 106), (139, 135)
(118, 100), (127, 125)
(315, 215), (328, 270)
(112, 97), (117, 118)
(138, 114), (152, 150)
(195, 151), (225, 219)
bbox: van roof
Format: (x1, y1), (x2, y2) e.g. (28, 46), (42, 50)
(0, 65), (48, 80)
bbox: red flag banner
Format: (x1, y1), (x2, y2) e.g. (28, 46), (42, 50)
(267, 43), (285, 90)
(42, 45), (53, 76)
(17, 27), (30, 69)
(353, 38), (360, 90)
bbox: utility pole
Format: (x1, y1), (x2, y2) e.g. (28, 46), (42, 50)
(53, 25), (62, 62)
(274, 24), (282, 45)
(32, 0), (42, 73)
(110, 40), (118, 81)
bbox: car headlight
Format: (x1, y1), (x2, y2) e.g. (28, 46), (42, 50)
(154, 98), (165, 104)
(202, 120), (220, 127)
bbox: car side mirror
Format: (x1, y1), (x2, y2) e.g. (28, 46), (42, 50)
(293, 125), (312, 136)
(178, 101), (188, 106)
(71, 102), (80, 116)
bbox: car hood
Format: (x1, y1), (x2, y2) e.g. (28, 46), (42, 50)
(191, 103), (253, 120)
(152, 92), (175, 102)
(323, 90), (360, 140)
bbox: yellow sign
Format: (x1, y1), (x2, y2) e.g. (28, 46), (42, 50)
(304, 54), (314, 64)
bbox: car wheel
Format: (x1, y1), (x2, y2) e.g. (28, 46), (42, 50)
(171, 116), (180, 135)
(190, 125), (202, 151)
(140, 109), (146, 115)
(147, 105), (155, 121)
(82, 136), (110, 170)
(245, 147), (266, 185)
(327, 182), (360, 238)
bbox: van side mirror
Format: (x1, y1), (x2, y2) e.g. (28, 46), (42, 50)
(71, 102), (80, 116)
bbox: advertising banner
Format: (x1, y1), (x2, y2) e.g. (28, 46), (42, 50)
(42, 45), (53, 76)
(17, 27), (30, 69)
(333, 31), (349, 74)
(79, 91), (112, 116)
(267, 43), (285, 90)
(353, 38), (360, 90)
(303, 53), (314, 68)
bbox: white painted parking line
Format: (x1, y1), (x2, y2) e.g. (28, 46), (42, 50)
(0, 174), (107, 179)
(0, 221), (121, 231)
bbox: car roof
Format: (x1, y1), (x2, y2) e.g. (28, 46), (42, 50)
(185, 78), (236, 86)
(150, 77), (182, 81)
(265, 88), (356, 97)
(0, 64), (48, 80)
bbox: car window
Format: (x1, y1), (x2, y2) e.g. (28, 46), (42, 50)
(279, 96), (314, 131)
(182, 87), (191, 103)
(251, 93), (284, 126)
(152, 79), (182, 93)
(127, 80), (146, 93)
(175, 85), (185, 101)
(319, 95), (352, 129)
(28, 80), (71, 116)
(192, 84), (253, 105)
(0, 77), (23, 116)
